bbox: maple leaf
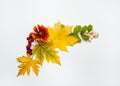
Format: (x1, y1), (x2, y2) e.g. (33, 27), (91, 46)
(32, 41), (61, 66)
(48, 22), (79, 51)
(17, 54), (40, 77)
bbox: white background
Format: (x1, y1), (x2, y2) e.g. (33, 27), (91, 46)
(0, 0), (120, 86)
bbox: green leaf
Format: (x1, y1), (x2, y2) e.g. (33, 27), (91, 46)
(32, 42), (61, 65)
(69, 33), (79, 38)
(87, 25), (93, 32)
(81, 26), (87, 33)
(81, 34), (89, 40)
(73, 25), (81, 33)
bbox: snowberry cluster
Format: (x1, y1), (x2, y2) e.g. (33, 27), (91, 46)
(26, 35), (34, 55)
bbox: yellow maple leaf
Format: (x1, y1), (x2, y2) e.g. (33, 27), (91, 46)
(32, 41), (61, 66)
(17, 54), (40, 77)
(48, 22), (79, 51)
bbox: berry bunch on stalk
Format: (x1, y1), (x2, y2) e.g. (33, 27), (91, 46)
(26, 35), (34, 55)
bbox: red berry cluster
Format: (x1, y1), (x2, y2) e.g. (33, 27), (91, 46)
(26, 35), (34, 55)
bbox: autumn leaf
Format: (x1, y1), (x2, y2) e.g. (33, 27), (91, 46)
(48, 22), (79, 51)
(32, 41), (61, 66)
(17, 54), (40, 77)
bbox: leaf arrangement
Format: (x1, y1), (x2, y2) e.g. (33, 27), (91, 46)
(17, 22), (98, 77)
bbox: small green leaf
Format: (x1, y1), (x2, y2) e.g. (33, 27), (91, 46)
(69, 33), (81, 42)
(73, 25), (81, 33)
(87, 25), (93, 32)
(69, 33), (79, 38)
(81, 34), (89, 40)
(81, 25), (87, 33)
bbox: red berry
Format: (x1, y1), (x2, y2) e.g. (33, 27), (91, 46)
(28, 40), (32, 44)
(27, 37), (30, 40)
(26, 44), (31, 50)
(27, 49), (32, 55)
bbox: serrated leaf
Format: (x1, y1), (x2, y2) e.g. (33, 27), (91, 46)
(87, 25), (93, 32)
(81, 25), (87, 33)
(48, 22), (79, 51)
(33, 41), (61, 66)
(17, 54), (40, 77)
(81, 34), (89, 40)
(73, 25), (81, 33)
